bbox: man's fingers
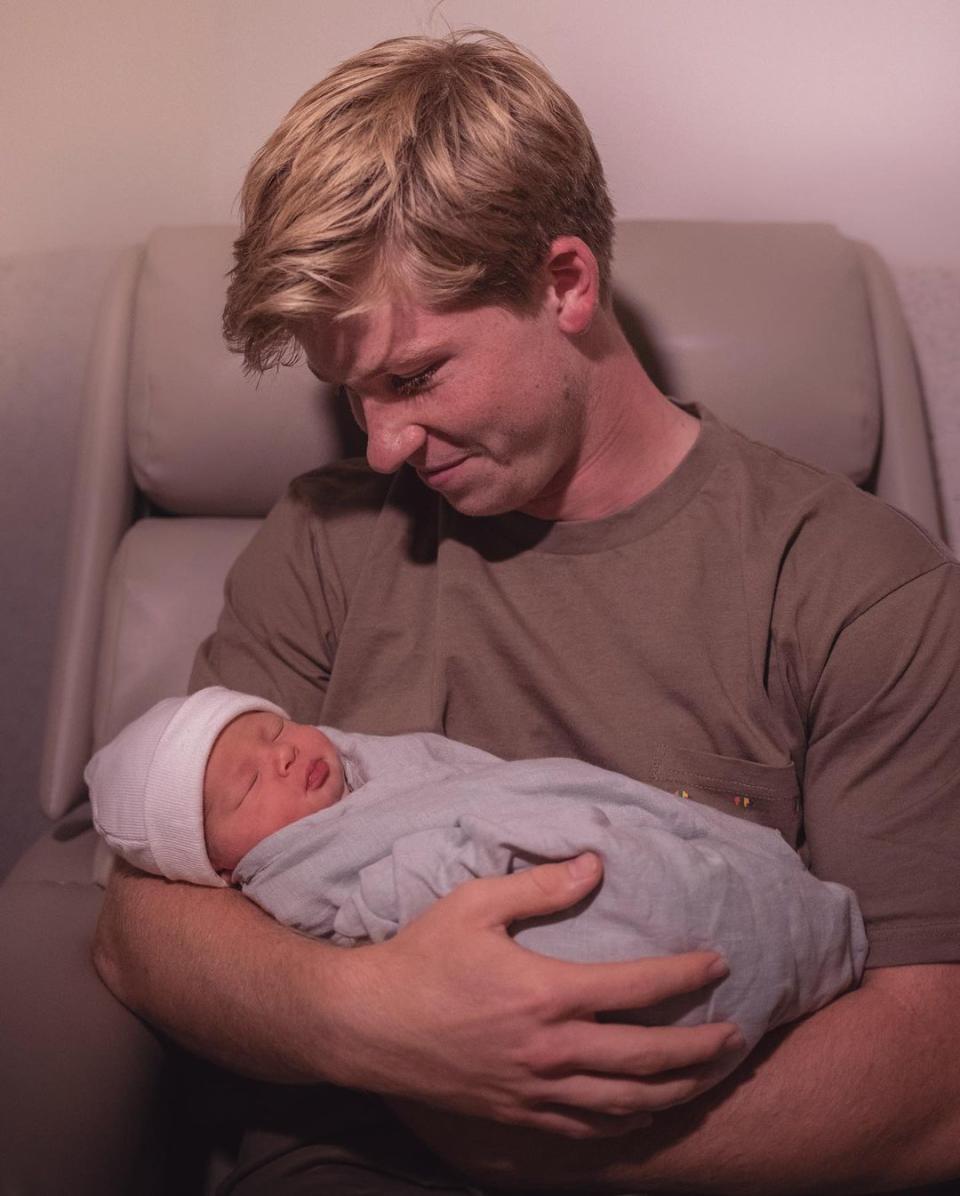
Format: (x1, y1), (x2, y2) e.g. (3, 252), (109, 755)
(440, 872), (730, 1025)
(444, 869), (727, 1023)
(459, 947), (730, 1022)
(553, 1018), (744, 1078)
(513, 1105), (654, 1140)
(555, 949), (730, 1016)
(531, 1068), (711, 1116)
(510, 1024), (745, 1125)
(455, 854), (605, 927)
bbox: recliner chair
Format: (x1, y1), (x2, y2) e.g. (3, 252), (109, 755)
(0, 221), (942, 1195)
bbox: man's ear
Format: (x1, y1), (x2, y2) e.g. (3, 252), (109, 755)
(543, 236), (600, 335)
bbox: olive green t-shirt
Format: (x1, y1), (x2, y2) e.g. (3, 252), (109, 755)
(192, 406), (960, 968)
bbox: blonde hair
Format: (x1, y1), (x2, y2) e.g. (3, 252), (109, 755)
(224, 29), (614, 373)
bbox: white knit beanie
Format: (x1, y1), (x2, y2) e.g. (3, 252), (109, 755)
(84, 687), (288, 886)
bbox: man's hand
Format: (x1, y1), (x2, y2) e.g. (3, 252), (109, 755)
(95, 852), (741, 1138)
(318, 851), (743, 1137)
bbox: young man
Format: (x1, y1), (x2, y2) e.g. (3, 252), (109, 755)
(95, 30), (960, 1193)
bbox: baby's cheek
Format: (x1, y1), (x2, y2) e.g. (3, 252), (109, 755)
(208, 811), (250, 872)
(203, 813), (226, 869)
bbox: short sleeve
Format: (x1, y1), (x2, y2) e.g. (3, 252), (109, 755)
(802, 562), (960, 967)
(189, 488), (341, 722)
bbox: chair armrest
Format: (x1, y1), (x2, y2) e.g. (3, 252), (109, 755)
(0, 875), (167, 1196)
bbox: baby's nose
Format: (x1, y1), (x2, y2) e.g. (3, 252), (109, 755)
(273, 742), (296, 774)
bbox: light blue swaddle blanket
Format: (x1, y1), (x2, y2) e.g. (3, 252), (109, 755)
(236, 728), (867, 1088)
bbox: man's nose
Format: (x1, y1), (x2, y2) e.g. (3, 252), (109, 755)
(357, 399), (427, 474)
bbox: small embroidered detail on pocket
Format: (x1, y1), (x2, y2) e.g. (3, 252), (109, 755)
(676, 788), (690, 799)
(733, 795), (752, 809)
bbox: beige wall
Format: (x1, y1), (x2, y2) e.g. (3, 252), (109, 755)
(3, 0), (959, 267)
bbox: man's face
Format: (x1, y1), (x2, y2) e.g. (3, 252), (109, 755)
(203, 712), (345, 874)
(299, 294), (588, 519)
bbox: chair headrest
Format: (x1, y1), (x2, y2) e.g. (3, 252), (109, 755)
(128, 226), (356, 517)
(128, 221), (880, 517)
(612, 221), (878, 484)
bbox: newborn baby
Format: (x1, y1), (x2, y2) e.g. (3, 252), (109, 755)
(86, 686), (867, 1096)
(201, 705), (348, 876)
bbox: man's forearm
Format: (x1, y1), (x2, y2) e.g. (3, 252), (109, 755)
(94, 862), (341, 1082)
(92, 857), (745, 1129)
(419, 964), (960, 1194)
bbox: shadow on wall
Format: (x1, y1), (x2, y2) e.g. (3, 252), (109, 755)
(613, 292), (674, 396)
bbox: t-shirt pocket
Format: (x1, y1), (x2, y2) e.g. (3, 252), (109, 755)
(652, 745), (801, 847)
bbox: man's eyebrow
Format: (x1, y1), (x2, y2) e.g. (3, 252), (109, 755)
(306, 347), (449, 388)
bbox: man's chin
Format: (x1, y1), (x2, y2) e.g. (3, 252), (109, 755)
(423, 465), (542, 519)
(441, 489), (517, 518)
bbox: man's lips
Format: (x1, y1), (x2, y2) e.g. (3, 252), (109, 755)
(306, 759), (330, 791)
(417, 455), (471, 486)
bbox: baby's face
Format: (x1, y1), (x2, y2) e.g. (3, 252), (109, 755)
(203, 711), (345, 874)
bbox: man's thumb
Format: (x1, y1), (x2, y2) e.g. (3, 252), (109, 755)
(473, 852), (604, 928)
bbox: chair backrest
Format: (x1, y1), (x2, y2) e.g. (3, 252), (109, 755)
(38, 221), (942, 820)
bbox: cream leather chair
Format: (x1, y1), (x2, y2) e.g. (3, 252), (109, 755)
(0, 222), (943, 1195)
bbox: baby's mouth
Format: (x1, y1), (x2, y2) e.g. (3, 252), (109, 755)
(306, 759), (330, 791)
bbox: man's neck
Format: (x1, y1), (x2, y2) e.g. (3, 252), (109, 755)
(521, 323), (701, 523)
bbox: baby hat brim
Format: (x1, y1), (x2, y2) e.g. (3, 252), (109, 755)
(85, 687), (288, 886)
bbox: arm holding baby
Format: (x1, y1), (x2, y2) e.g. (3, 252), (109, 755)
(89, 688), (866, 1124)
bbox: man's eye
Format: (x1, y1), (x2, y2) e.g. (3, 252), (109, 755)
(272, 717), (284, 741)
(391, 364), (439, 397)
